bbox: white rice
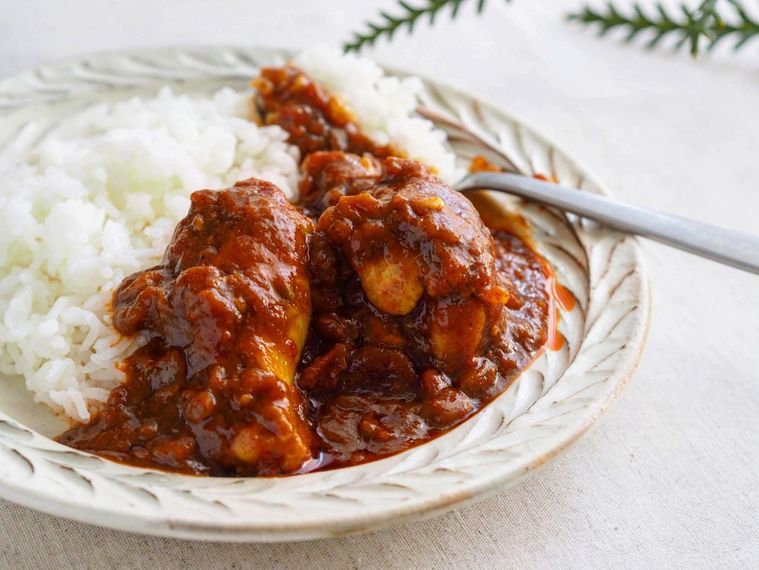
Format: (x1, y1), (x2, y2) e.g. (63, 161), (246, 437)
(0, 48), (458, 421)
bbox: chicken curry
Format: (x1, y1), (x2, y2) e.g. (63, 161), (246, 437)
(58, 65), (560, 476)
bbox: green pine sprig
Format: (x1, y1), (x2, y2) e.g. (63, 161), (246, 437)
(343, 0), (510, 53)
(567, 0), (759, 56)
(710, 0), (759, 50)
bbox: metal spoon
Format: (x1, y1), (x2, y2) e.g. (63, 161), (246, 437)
(456, 171), (759, 276)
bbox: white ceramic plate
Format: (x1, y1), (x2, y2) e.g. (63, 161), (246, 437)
(0, 46), (650, 542)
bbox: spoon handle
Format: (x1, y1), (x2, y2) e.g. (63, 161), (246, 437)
(458, 172), (759, 276)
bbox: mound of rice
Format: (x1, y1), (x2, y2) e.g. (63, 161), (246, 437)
(0, 48), (458, 422)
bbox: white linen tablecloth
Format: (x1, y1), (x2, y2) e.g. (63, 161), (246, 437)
(1, 1), (757, 568)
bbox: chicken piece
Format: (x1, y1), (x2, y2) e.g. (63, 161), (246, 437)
(59, 179), (315, 476)
(253, 65), (397, 159)
(315, 157), (509, 371)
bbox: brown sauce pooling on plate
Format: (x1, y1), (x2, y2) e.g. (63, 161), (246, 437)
(57, 66), (558, 476)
